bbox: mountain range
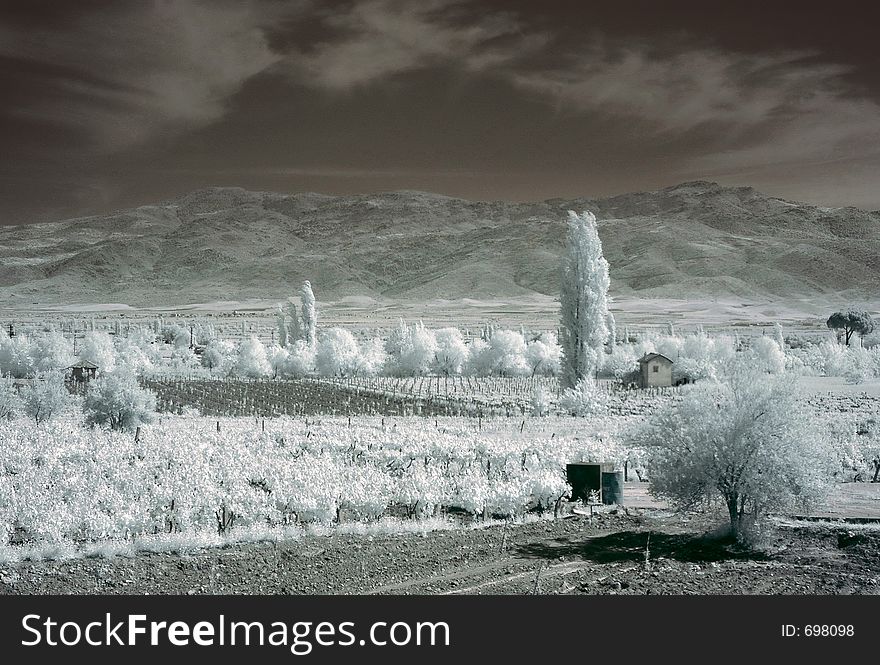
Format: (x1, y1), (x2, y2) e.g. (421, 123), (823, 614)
(1, 181), (878, 307)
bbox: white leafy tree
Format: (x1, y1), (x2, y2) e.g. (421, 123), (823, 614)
(287, 301), (302, 344)
(79, 331), (116, 372)
(315, 328), (361, 377)
(480, 329), (529, 376)
(234, 336), (271, 378)
(84, 372), (157, 431)
(603, 344), (639, 380)
(276, 305), (288, 348)
(388, 321), (437, 376)
(773, 322), (785, 349)
(201, 339), (235, 371)
(605, 311), (616, 351)
(632, 366), (834, 537)
(356, 337), (388, 376)
(32, 332), (75, 372)
(0, 334), (35, 378)
(22, 372), (70, 424)
(300, 281), (317, 348)
(559, 210), (611, 388)
(0, 376), (21, 420)
(749, 337), (786, 374)
(266, 345), (290, 379)
(525, 332), (562, 377)
(433, 328), (470, 376)
(284, 339), (316, 377)
(558, 379), (610, 416)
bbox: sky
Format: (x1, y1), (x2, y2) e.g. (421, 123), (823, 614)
(2, 0), (879, 224)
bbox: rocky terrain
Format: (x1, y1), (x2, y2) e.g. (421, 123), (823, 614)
(1, 181), (878, 307)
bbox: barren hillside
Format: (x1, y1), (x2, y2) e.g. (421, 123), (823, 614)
(1, 181), (878, 306)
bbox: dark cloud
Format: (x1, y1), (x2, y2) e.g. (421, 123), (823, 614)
(285, 0), (547, 90)
(1, 0), (879, 223)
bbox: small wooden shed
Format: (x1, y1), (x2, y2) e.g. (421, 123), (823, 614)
(66, 359), (99, 383)
(639, 352), (673, 388)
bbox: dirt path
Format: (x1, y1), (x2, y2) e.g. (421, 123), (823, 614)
(3, 509), (880, 596)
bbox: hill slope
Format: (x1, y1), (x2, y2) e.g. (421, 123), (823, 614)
(1, 181), (878, 306)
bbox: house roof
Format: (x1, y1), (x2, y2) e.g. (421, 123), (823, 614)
(639, 352), (673, 365)
(67, 360), (99, 369)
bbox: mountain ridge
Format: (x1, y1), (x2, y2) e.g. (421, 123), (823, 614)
(1, 181), (878, 306)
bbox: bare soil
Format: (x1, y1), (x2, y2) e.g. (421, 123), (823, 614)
(2, 509), (879, 596)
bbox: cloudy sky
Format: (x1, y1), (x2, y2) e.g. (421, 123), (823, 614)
(2, 0), (879, 223)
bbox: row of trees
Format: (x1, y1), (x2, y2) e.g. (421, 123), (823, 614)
(0, 372), (155, 431)
(206, 324), (563, 379)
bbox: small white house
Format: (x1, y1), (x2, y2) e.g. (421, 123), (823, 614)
(638, 353), (674, 388)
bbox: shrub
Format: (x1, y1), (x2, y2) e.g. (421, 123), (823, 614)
(84, 373), (157, 431)
(22, 372), (70, 424)
(558, 379), (610, 416)
(0, 376), (21, 420)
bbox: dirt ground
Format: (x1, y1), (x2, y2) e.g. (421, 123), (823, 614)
(2, 506), (879, 596)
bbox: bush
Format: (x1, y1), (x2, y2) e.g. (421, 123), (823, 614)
(84, 373), (157, 430)
(530, 386), (553, 417)
(0, 376), (21, 420)
(558, 379), (610, 416)
(22, 372), (70, 424)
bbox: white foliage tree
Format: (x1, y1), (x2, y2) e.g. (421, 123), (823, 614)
(433, 327), (470, 376)
(275, 305), (288, 348)
(0, 334), (35, 378)
(114, 337), (154, 374)
(559, 210), (611, 388)
(388, 321), (437, 376)
(234, 336), (271, 378)
(525, 332), (562, 377)
(773, 322), (785, 349)
(266, 345), (290, 379)
(604, 344), (639, 380)
(170, 345), (200, 370)
(605, 311), (616, 351)
(284, 339), (316, 377)
(32, 332), (75, 372)
(315, 328), (361, 377)
(749, 337), (786, 374)
(356, 337), (388, 376)
(469, 329), (529, 376)
(558, 379), (610, 416)
(632, 367), (834, 537)
(286, 301), (302, 345)
(84, 372), (157, 431)
(79, 331), (116, 372)
(201, 339), (235, 371)
(22, 372), (70, 424)
(300, 281), (317, 348)
(486, 329), (529, 376)
(0, 376), (21, 420)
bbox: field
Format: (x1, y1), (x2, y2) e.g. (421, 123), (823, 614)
(3, 302), (880, 596)
(141, 375), (676, 418)
(0, 383), (877, 558)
